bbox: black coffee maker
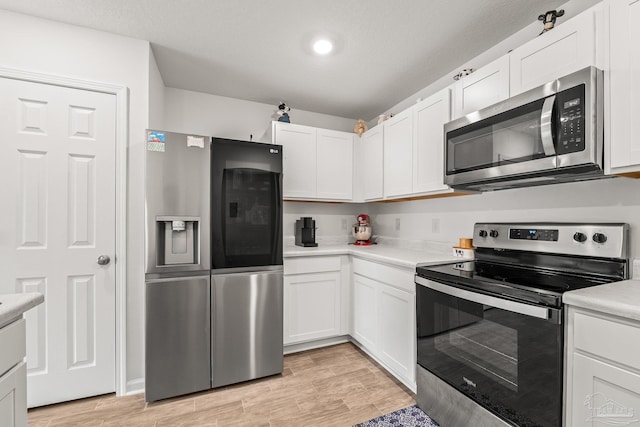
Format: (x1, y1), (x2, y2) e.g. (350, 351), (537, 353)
(295, 217), (318, 247)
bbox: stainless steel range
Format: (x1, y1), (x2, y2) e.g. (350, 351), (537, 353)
(415, 222), (629, 427)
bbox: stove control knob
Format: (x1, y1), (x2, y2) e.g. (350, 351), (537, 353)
(573, 232), (587, 243)
(489, 230), (499, 238)
(592, 233), (607, 244)
(478, 230), (488, 238)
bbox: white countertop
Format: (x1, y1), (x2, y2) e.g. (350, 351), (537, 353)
(563, 280), (640, 322)
(284, 243), (461, 269)
(0, 293), (44, 329)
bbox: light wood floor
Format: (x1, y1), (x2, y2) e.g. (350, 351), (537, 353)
(28, 343), (416, 426)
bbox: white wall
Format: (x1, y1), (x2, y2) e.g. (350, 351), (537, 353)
(163, 87), (356, 142)
(369, 177), (640, 261)
(0, 9), (150, 392)
(149, 49), (165, 129)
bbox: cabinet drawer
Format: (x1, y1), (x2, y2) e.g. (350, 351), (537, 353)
(573, 310), (640, 370)
(0, 319), (25, 377)
(352, 258), (414, 293)
(284, 256), (341, 275)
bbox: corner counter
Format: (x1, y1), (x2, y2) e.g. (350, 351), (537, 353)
(0, 292), (44, 427)
(284, 242), (460, 269)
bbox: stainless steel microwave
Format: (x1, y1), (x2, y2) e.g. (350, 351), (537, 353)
(444, 67), (604, 191)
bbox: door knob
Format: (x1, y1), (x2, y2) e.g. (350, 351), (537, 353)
(97, 255), (111, 265)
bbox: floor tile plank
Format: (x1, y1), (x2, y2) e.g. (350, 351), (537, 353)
(28, 343), (415, 427)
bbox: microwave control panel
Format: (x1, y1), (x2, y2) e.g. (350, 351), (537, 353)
(556, 84), (585, 155)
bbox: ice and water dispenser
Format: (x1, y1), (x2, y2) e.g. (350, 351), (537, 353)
(155, 216), (200, 266)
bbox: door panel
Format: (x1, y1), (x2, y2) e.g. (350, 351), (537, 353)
(0, 77), (116, 407)
(211, 270), (283, 388)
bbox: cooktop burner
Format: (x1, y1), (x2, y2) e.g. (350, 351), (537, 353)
(416, 222), (629, 308)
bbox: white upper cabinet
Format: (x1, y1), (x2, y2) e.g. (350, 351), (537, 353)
(274, 122), (317, 199)
(413, 88), (451, 195)
(361, 125), (384, 201)
(273, 122), (354, 201)
(383, 109), (414, 198)
(316, 129), (353, 200)
(510, 4), (602, 96)
(608, 0), (640, 174)
(452, 55), (510, 119)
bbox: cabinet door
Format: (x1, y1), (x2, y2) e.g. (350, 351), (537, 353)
(361, 126), (384, 201)
(316, 129), (353, 200)
(0, 362), (27, 427)
(510, 5), (600, 96)
(378, 284), (416, 385)
(413, 88), (451, 194)
(352, 274), (378, 350)
(274, 122), (317, 199)
(284, 272), (341, 344)
(453, 55), (509, 119)
(609, 0), (640, 172)
(383, 109), (413, 198)
(568, 353), (640, 427)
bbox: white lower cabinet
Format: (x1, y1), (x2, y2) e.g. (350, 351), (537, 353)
(352, 274), (378, 350)
(352, 258), (416, 389)
(377, 283), (415, 384)
(283, 256), (347, 345)
(565, 307), (640, 426)
(0, 319), (27, 427)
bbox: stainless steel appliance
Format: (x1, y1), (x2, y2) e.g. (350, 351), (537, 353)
(210, 138), (284, 387)
(444, 67), (604, 191)
(295, 217), (318, 247)
(145, 133), (284, 402)
(415, 222), (629, 427)
(144, 130), (211, 402)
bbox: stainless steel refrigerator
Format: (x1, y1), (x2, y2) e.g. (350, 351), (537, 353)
(144, 131), (284, 402)
(144, 130), (212, 402)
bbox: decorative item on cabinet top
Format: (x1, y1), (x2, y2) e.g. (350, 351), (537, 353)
(538, 9), (564, 35)
(377, 114), (393, 125)
(354, 119), (368, 136)
(276, 101), (291, 123)
(453, 68), (474, 80)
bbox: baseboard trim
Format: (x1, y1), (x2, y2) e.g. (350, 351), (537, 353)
(283, 336), (350, 354)
(125, 378), (144, 396)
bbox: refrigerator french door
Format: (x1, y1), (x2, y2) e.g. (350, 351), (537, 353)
(210, 138), (284, 387)
(144, 130), (211, 402)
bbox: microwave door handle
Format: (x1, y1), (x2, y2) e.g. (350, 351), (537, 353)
(415, 276), (551, 320)
(540, 95), (556, 156)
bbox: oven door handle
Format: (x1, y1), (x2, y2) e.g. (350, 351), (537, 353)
(415, 276), (552, 320)
(540, 94), (557, 157)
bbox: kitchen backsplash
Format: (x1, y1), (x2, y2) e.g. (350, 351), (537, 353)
(284, 177), (640, 273)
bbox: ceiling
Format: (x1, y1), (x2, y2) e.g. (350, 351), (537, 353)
(0, 0), (567, 119)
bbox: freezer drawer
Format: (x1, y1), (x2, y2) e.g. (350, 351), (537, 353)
(211, 269), (283, 388)
(145, 275), (211, 402)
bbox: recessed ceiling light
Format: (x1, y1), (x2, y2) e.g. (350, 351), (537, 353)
(312, 39), (333, 55)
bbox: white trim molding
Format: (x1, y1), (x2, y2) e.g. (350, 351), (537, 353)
(0, 66), (129, 397)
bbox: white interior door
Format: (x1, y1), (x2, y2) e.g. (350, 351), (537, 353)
(0, 77), (116, 407)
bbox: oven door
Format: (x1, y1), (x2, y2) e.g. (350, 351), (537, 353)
(416, 276), (562, 427)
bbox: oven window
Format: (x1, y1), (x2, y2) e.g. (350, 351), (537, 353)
(416, 282), (562, 427)
(433, 307), (518, 392)
(446, 97), (550, 174)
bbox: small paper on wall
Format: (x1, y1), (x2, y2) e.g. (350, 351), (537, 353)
(187, 135), (205, 148)
(147, 131), (165, 152)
